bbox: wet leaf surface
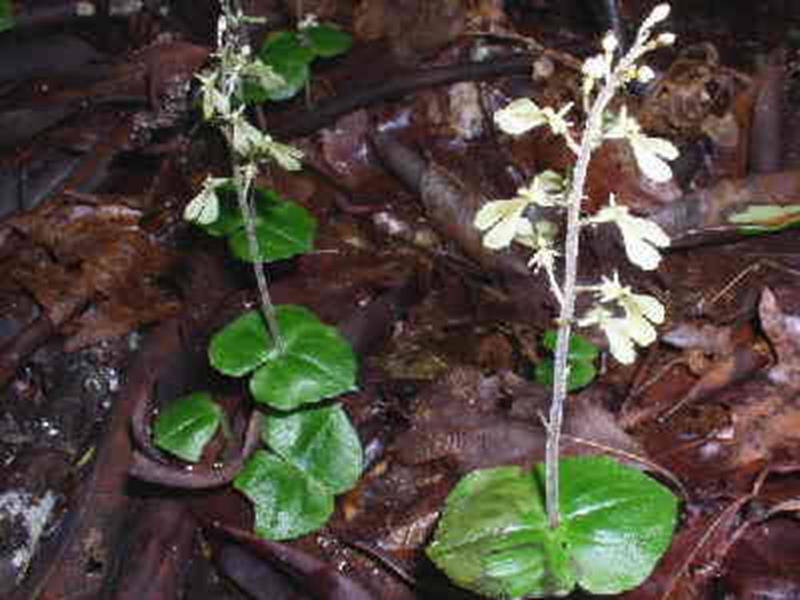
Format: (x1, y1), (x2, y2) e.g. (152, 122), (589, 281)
(3, 1), (800, 599)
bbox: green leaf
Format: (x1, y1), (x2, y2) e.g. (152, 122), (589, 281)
(0, 0), (13, 33)
(542, 329), (599, 361)
(228, 188), (317, 262)
(535, 358), (597, 392)
(556, 456), (678, 594)
(263, 404), (362, 494)
(209, 310), (274, 377)
(727, 204), (800, 234)
(153, 392), (224, 462)
(234, 450), (333, 540)
(258, 31), (314, 101)
(427, 456), (678, 598)
(250, 305), (357, 410)
(427, 466), (574, 598)
(304, 24), (353, 58)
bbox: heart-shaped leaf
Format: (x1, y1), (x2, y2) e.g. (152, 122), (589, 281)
(542, 329), (599, 361)
(258, 31), (314, 101)
(427, 456), (678, 598)
(209, 310), (274, 377)
(210, 306), (357, 409)
(249, 305), (357, 410)
(535, 357), (597, 391)
(234, 450), (333, 540)
(228, 189), (317, 262)
(263, 404), (362, 494)
(153, 392), (224, 462)
(304, 24), (353, 58)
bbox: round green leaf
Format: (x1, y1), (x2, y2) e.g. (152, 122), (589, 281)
(249, 305), (357, 410)
(153, 392), (223, 463)
(258, 31), (314, 101)
(0, 0), (13, 33)
(234, 450), (333, 540)
(542, 329), (599, 361)
(428, 457), (678, 598)
(550, 456), (679, 594)
(427, 466), (575, 598)
(209, 310), (275, 377)
(228, 189), (317, 263)
(535, 358), (597, 391)
(263, 404), (362, 494)
(304, 24), (353, 58)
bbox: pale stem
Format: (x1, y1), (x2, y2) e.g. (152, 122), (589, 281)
(545, 51), (640, 529)
(226, 132), (286, 354)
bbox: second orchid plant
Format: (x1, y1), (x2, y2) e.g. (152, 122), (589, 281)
(475, 4), (677, 527)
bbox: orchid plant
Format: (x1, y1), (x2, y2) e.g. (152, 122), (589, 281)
(475, 3), (677, 526)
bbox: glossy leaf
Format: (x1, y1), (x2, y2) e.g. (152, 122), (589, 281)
(727, 203), (800, 234)
(542, 329), (600, 361)
(209, 310), (274, 377)
(535, 358), (597, 392)
(228, 189), (317, 262)
(0, 0), (12, 33)
(258, 31), (314, 101)
(427, 465), (574, 598)
(153, 392), (224, 462)
(428, 456), (678, 598)
(199, 186), (316, 262)
(249, 306), (357, 410)
(305, 24), (353, 58)
(263, 404), (362, 494)
(234, 450), (333, 540)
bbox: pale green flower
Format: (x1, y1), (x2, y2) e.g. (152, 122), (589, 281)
(474, 197), (531, 250)
(518, 170), (565, 207)
(197, 70), (230, 120)
(582, 54), (608, 82)
(476, 171), (564, 250)
(494, 99), (574, 138)
(494, 98), (548, 135)
(605, 106), (678, 182)
(579, 273), (665, 364)
(588, 194), (670, 270)
(579, 307), (638, 364)
(595, 272), (666, 330)
(184, 176), (230, 224)
(241, 60), (285, 93)
(230, 114), (303, 169)
(515, 220), (559, 270)
(232, 111), (269, 157)
(264, 139), (304, 171)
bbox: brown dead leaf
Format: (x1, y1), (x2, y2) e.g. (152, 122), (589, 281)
(353, 0), (466, 64)
(8, 198), (178, 349)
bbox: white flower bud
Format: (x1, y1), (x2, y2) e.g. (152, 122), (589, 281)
(637, 65), (656, 83)
(602, 33), (619, 54)
(657, 32), (676, 46)
(649, 3), (671, 24)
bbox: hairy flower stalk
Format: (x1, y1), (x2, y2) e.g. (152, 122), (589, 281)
(185, 0), (306, 353)
(546, 9), (672, 527)
(482, 4), (675, 529)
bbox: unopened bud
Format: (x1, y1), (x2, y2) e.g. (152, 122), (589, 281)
(657, 32), (676, 46)
(649, 3), (671, 24)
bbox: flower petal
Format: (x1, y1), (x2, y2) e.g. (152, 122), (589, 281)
(494, 98), (546, 135)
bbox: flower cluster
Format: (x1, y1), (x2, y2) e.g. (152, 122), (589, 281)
(184, 7), (304, 226)
(475, 3), (676, 365)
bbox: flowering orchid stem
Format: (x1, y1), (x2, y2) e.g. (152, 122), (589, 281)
(545, 48), (640, 529)
(227, 129), (286, 354)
